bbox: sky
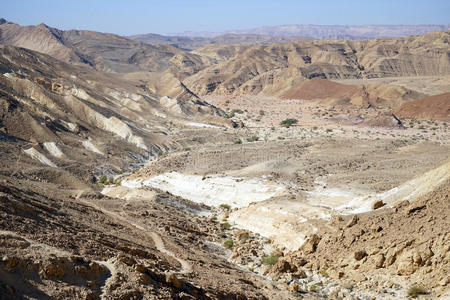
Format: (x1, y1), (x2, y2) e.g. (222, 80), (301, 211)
(1, 0), (449, 35)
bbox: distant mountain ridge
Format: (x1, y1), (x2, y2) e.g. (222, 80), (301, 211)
(175, 24), (450, 40)
(128, 33), (311, 50)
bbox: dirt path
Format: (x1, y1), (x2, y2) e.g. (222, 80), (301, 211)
(76, 190), (192, 274)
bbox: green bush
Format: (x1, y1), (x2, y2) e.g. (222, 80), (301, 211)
(99, 175), (107, 184)
(280, 118), (298, 128)
(326, 128), (333, 133)
(225, 112), (235, 118)
(309, 284), (319, 293)
(222, 222), (231, 230)
(223, 239), (233, 249)
(234, 139), (242, 144)
(262, 254), (279, 265)
(247, 135), (259, 142)
(219, 204), (231, 210)
(407, 286), (427, 298)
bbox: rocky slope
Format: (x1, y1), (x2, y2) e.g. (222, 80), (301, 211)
(184, 31), (450, 96)
(0, 45), (298, 299)
(393, 92), (450, 120)
(2, 19), (449, 100)
(0, 21), (211, 75)
(128, 33), (311, 50)
(282, 78), (426, 108)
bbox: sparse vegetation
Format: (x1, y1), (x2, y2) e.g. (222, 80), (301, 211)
(99, 175), (107, 185)
(210, 216), (217, 222)
(262, 253), (279, 265)
(309, 284), (319, 293)
(222, 221), (231, 230)
(319, 269), (328, 277)
(247, 135), (259, 142)
(326, 128), (333, 133)
(234, 139), (242, 144)
(407, 286), (427, 298)
(223, 239), (233, 249)
(232, 109), (244, 114)
(280, 118), (298, 128)
(219, 204), (231, 210)
(225, 111), (235, 118)
(98, 175), (120, 186)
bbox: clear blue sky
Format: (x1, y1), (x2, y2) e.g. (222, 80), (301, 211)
(1, 0), (449, 35)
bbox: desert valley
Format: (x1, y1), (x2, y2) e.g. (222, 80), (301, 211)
(0, 15), (449, 300)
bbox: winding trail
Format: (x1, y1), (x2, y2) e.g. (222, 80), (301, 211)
(76, 190), (192, 274)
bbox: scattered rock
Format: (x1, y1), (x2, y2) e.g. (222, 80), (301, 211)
(288, 283), (299, 292)
(354, 250), (367, 261)
(302, 234), (321, 254)
(346, 215), (359, 228)
(371, 200), (385, 210)
(166, 273), (182, 289)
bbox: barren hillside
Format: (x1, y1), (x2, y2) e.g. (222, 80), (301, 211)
(393, 92), (450, 120)
(0, 18), (449, 300)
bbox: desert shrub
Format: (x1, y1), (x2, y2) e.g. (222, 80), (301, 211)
(99, 175), (107, 184)
(280, 118), (298, 128)
(326, 128), (333, 133)
(312, 126), (318, 130)
(407, 286), (427, 298)
(319, 269), (328, 277)
(223, 239), (233, 249)
(219, 204), (231, 210)
(309, 284), (319, 293)
(247, 135), (259, 142)
(234, 139), (242, 144)
(184, 147), (191, 151)
(232, 109), (244, 114)
(210, 216), (217, 222)
(222, 222), (231, 230)
(262, 254), (279, 265)
(108, 177), (115, 185)
(259, 110), (265, 115)
(225, 112), (235, 118)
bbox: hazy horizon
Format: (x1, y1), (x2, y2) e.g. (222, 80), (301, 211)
(1, 0), (449, 36)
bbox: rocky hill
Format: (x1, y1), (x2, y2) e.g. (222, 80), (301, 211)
(282, 78), (426, 108)
(129, 33), (311, 50)
(0, 21), (211, 75)
(2, 19), (449, 100)
(184, 31), (450, 96)
(393, 92), (450, 120)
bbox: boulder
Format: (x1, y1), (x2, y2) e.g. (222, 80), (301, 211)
(371, 200), (385, 210)
(302, 234), (321, 254)
(346, 215), (359, 228)
(354, 250), (367, 261)
(166, 273), (182, 289)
